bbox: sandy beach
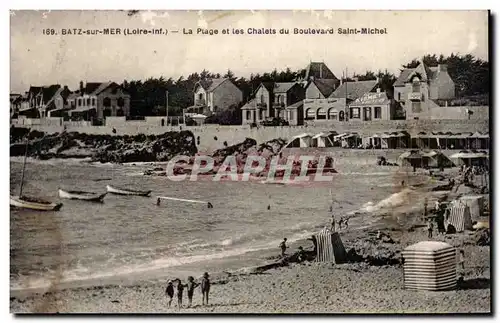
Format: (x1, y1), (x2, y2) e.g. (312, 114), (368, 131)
(10, 215), (491, 314)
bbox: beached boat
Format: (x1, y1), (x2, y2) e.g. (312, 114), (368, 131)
(11, 133), (63, 211)
(106, 185), (152, 196)
(58, 189), (107, 202)
(10, 195), (63, 211)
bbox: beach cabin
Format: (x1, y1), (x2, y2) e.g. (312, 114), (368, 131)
(311, 132), (334, 148)
(334, 132), (361, 148)
(402, 241), (457, 291)
(398, 150), (452, 169)
(365, 131), (410, 149)
(449, 150), (489, 167)
(284, 133), (312, 148)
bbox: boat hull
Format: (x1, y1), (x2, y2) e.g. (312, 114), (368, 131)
(106, 185), (151, 197)
(58, 189), (107, 202)
(10, 196), (63, 211)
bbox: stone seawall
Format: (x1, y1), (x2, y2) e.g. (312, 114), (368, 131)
(13, 119), (489, 153)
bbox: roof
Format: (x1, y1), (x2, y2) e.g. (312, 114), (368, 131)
(329, 80), (378, 100)
(305, 62), (338, 80)
(69, 106), (97, 114)
(260, 82), (275, 92)
(309, 79), (338, 98)
(450, 152), (489, 159)
(67, 92), (79, 100)
(351, 91), (391, 106)
(241, 98), (257, 109)
(273, 82), (296, 93)
(394, 61), (449, 87)
(393, 69), (414, 87)
(312, 132), (330, 139)
(292, 133), (312, 139)
(196, 78), (229, 92)
(286, 101), (303, 108)
(403, 241), (454, 253)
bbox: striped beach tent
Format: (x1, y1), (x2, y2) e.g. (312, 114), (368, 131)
(447, 203), (473, 232)
(314, 227), (346, 264)
(459, 195), (484, 220)
(402, 241), (457, 291)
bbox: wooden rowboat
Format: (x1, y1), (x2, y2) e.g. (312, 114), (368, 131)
(58, 189), (107, 202)
(106, 185), (151, 197)
(10, 195), (63, 211)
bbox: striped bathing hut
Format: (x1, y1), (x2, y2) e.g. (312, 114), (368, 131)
(402, 241), (457, 291)
(459, 195), (484, 220)
(447, 203), (473, 232)
(314, 227), (346, 264)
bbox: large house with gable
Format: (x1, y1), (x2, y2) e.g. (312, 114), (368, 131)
(187, 78), (243, 117)
(393, 60), (455, 120)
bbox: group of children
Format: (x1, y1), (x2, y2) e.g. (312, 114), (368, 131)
(165, 272), (211, 309)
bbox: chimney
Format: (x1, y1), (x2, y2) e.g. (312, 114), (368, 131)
(79, 81), (84, 93)
(376, 88), (381, 93)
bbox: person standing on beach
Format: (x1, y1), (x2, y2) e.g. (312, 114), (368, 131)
(427, 219), (434, 238)
(186, 276), (198, 308)
(165, 280), (174, 308)
(458, 249), (465, 272)
(176, 279), (185, 309)
(279, 238), (288, 257)
(201, 272), (211, 306)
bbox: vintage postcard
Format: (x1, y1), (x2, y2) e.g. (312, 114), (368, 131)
(9, 10), (490, 314)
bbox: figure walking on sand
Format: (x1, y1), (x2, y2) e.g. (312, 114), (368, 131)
(186, 276), (198, 308)
(176, 279), (185, 309)
(165, 280), (174, 308)
(279, 238), (288, 257)
(427, 219), (434, 238)
(201, 272), (211, 306)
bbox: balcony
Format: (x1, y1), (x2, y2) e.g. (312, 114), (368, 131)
(408, 92), (422, 101)
(195, 98), (206, 106)
(272, 102), (285, 109)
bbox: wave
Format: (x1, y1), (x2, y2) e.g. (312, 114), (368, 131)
(10, 225), (318, 293)
(358, 188), (415, 213)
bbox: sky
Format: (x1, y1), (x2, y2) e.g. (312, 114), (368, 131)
(10, 10), (489, 93)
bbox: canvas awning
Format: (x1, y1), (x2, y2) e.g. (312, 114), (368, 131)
(312, 132), (330, 139)
(190, 114), (207, 119)
(69, 106), (96, 114)
(450, 152), (489, 159)
(292, 133), (312, 139)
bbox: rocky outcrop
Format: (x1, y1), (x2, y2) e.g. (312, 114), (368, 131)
(10, 127), (198, 163)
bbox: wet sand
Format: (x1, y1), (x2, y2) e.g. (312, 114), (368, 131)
(10, 222), (491, 314)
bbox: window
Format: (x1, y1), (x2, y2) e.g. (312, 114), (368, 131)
(87, 98), (91, 106)
(77, 98), (81, 106)
(92, 98), (96, 106)
(363, 107), (372, 121)
(259, 110), (263, 120)
(412, 78), (420, 92)
(103, 97), (111, 107)
(117, 98), (124, 107)
(116, 108), (124, 117)
(246, 110), (251, 120)
(327, 108), (337, 120)
(305, 108), (315, 120)
(374, 107), (382, 119)
(260, 94), (265, 104)
(339, 111), (345, 121)
(198, 93), (203, 100)
(350, 107), (360, 119)
(316, 107), (326, 120)
(398, 92), (401, 101)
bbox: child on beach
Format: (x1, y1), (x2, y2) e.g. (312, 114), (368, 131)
(176, 279), (185, 309)
(201, 272), (211, 306)
(279, 238), (288, 257)
(186, 276), (198, 308)
(297, 246), (306, 263)
(165, 280), (174, 308)
(427, 219), (434, 238)
(459, 249), (465, 272)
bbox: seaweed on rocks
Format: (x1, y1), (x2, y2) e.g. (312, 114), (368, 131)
(9, 127), (198, 163)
